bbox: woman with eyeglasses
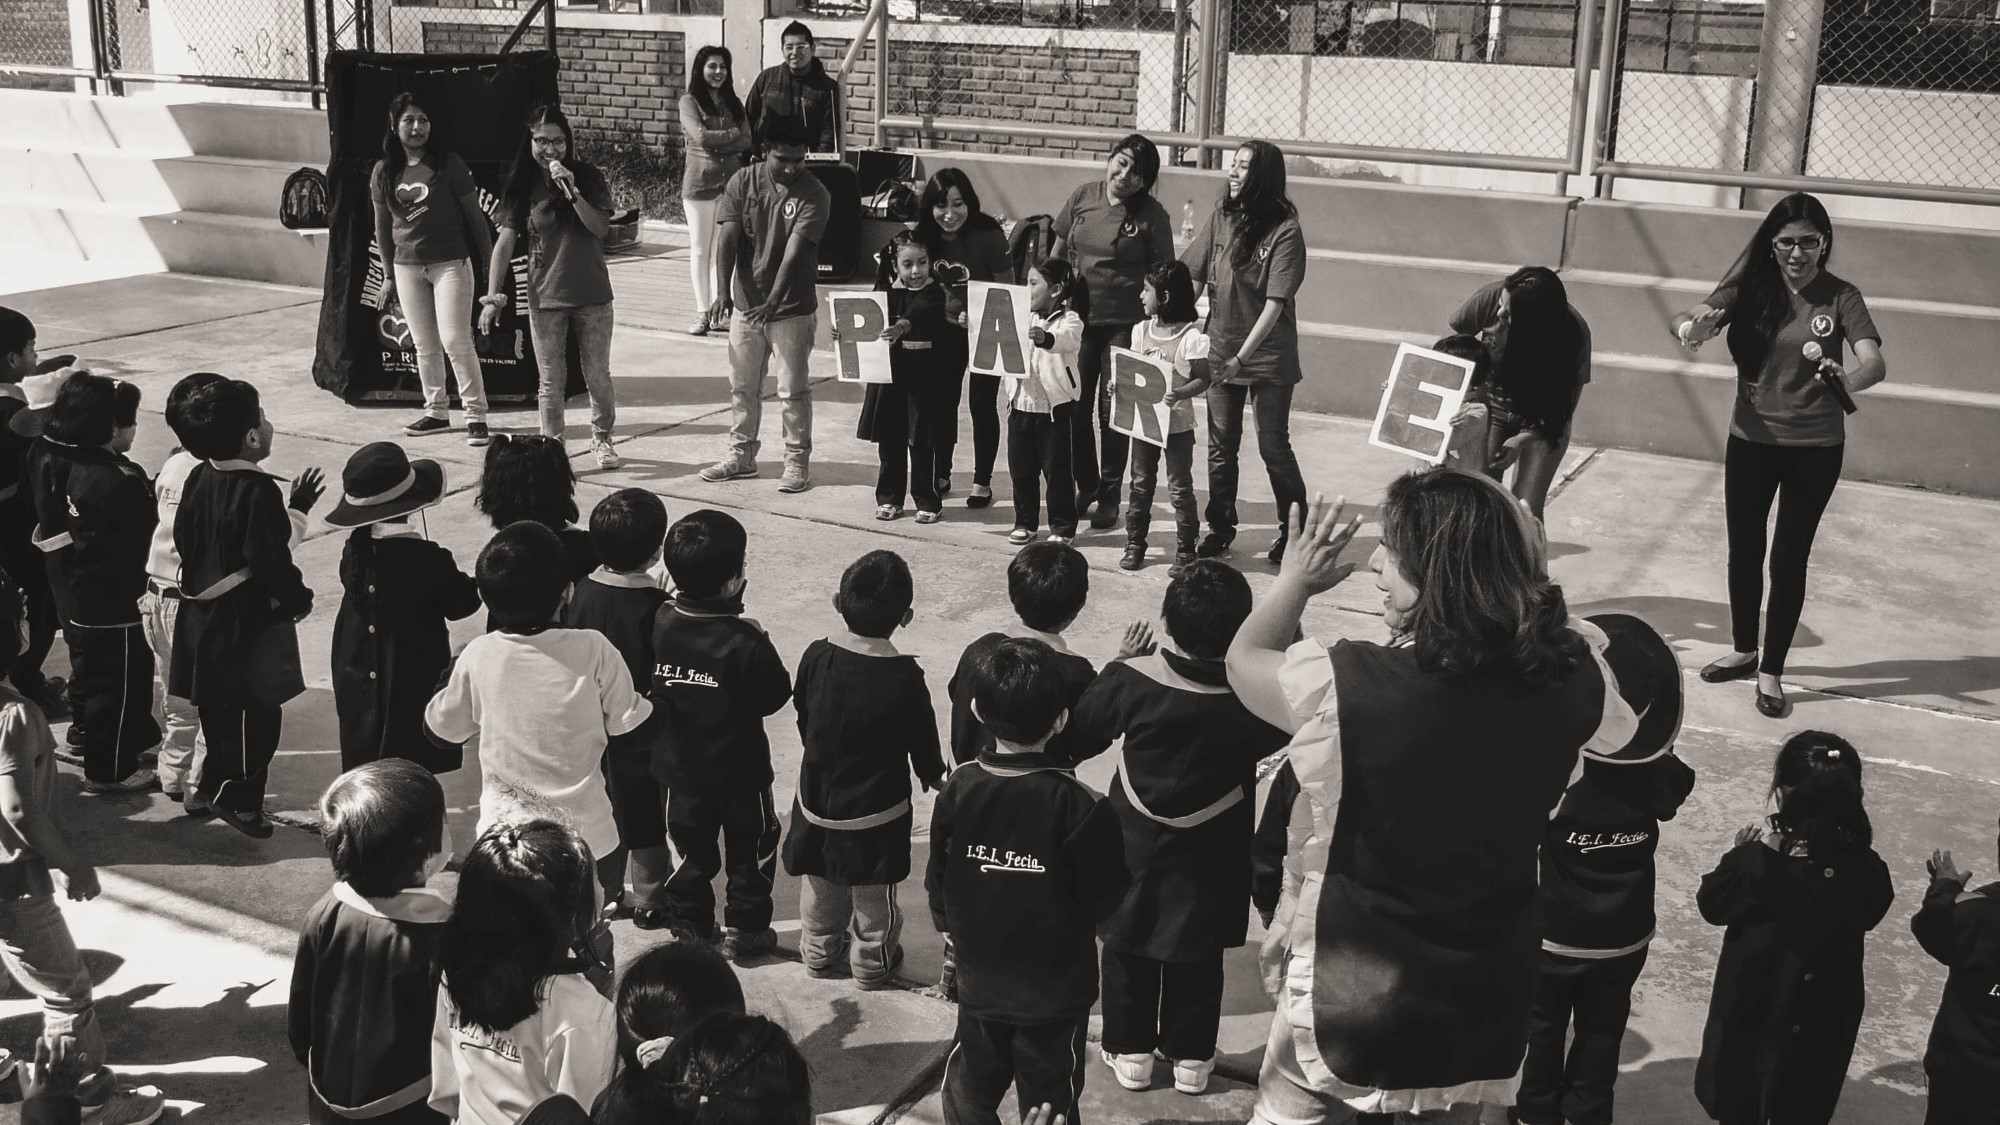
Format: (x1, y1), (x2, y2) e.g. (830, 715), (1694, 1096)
(1672, 193), (1886, 718)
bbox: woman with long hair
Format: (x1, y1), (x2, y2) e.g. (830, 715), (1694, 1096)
(1050, 133), (1176, 529)
(1694, 730), (1892, 1125)
(1226, 470), (1639, 1124)
(1183, 139), (1308, 563)
(680, 45), (752, 337)
(372, 91), (494, 446)
(476, 434), (596, 583)
(482, 104), (621, 470)
(1673, 193), (1886, 718)
(913, 167), (1013, 507)
(1447, 264), (1592, 519)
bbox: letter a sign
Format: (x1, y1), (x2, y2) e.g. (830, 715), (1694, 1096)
(1108, 347), (1172, 448)
(967, 282), (1032, 380)
(1368, 343), (1478, 464)
(827, 293), (894, 384)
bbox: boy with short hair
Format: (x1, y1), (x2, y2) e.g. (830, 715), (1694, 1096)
(1067, 560), (1289, 1096)
(927, 637), (1130, 1125)
(289, 758), (454, 1125)
(0, 308), (65, 718)
(425, 520), (652, 889)
(649, 509), (793, 957)
(1915, 817), (2000, 1125)
(561, 488), (672, 920)
(781, 550), (946, 989)
(171, 378), (320, 838)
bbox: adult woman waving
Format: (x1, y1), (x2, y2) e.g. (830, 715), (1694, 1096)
(1050, 133), (1176, 528)
(680, 45), (752, 337)
(1447, 265), (1592, 520)
(1227, 472), (1637, 1125)
(482, 105), (622, 471)
(373, 91), (494, 447)
(1183, 140), (1309, 563)
(1672, 193), (1885, 719)
(914, 168), (1013, 507)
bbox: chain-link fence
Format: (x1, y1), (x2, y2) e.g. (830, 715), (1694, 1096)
(0, 0), (88, 89)
(1607, 0), (2000, 191)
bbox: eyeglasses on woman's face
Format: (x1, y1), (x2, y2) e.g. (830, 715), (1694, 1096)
(1772, 235), (1825, 253)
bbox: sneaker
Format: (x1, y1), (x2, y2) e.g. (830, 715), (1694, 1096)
(718, 926), (778, 963)
(80, 1084), (166, 1125)
(689, 310), (711, 337)
(914, 510), (941, 525)
(777, 468), (812, 494)
(1196, 530), (1234, 558)
(632, 907), (669, 931)
(875, 504), (903, 522)
(966, 484), (993, 509)
(599, 895), (629, 924)
(805, 960), (852, 980)
(405, 414), (451, 437)
(1172, 1056), (1215, 1095)
(1169, 550), (1197, 577)
(1120, 543), (1146, 570)
(181, 792), (218, 820)
(81, 768), (158, 796)
(699, 458), (758, 483)
(465, 421), (492, 448)
(1102, 1049), (1153, 1091)
(1090, 505), (1119, 531)
(65, 722), (86, 749)
(1267, 533), (1288, 565)
(589, 435), (622, 470)
(30, 676), (69, 720)
(1007, 528), (1035, 546)
(214, 807), (275, 839)
(936, 476), (952, 499)
(1046, 533), (1072, 545)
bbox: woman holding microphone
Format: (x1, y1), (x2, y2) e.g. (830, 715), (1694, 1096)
(1672, 193), (1885, 718)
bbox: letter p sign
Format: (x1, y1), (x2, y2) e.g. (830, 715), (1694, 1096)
(827, 293), (893, 384)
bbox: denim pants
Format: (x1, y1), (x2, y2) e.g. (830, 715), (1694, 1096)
(726, 312), (816, 470)
(799, 875), (903, 986)
(1126, 428), (1198, 553)
(1483, 400), (1572, 521)
(393, 258), (488, 421)
(1205, 381), (1307, 540)
(528, 302), (617, 439)
(139, 589), (203, 793)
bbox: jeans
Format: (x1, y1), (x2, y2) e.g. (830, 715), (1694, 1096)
(1100, 946), (1225, 1062)
(660, 786), (780, 939)
(139, 590), (204, 793)
(799, 875), (903, 985)
(1515, 948), (1648, 1125)
(1724, 436), (1844, 676)
(725, 312), (816, 471)
(1205, 381), (1307, 543)
(393, 259), (487, 422)
(942, 1008), (1089, 1125)
(1127, 429), (1198, 554)
(1072, 324), (1134, 509)
(0, 893), (106, 1068)
(684, 197), (720, 310)
(1483, 402), (1573, 521)
(528, 302), (617, 440)
(962, 372), (1003, 487)
(1007, 406), (1078, 537)
(65, 622), (160, 785)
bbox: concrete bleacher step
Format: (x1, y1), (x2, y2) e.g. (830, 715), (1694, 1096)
(1295, 248), (1510, 334)
(138, 211), (327, 288)
(166, 101), (329, 167)
(156, 155), (309, 220)
(0, 197), (170, 266)
(0, 90), (196, 155)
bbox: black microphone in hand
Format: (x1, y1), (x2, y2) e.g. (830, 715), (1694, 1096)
(549, 159), (575, 202)
(1802, 342), (1858, 415)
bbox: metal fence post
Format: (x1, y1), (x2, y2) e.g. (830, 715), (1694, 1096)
(1744, 0), (1826, 209)
(873, 0), (890, 148)
(305, 0), (322, 108)
(1562, 0), (1601, 181)
(1192, 0), (1218, 169)
(544, 0), (557, 54)
(1584, 0), (1629, 195)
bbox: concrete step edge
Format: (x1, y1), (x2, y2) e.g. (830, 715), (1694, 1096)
(1561, 267), (2000, 321)
(0, 194), (173, 216)
(140, 210), (329, 236)
(1304, 246), (1515, 274)
(0, 141), (191, 160)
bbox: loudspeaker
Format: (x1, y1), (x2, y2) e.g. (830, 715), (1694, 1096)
(808, 161), (863, 283)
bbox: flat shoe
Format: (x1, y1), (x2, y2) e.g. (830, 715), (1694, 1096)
(1756, 686), (1789, 718)
(1701, 656), (1759, 683)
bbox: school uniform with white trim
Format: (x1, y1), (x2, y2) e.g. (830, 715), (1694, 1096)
(1067, 650), (1288, 1065)
(781, 633), (947, 984)
(332, 525), (480, 774)
(0, 384), (60, 704)
(1914, 876), (2000, 1124)
(946, 630), (1097, 768)
(288, 881), (452, 1125)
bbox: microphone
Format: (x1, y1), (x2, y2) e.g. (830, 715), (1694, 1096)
(1802, 341), (1858, 415)
(549, 159), (575, 202)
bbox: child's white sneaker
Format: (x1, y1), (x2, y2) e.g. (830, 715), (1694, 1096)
(81, 1084), (167, 1125)
(1172, 1056), (1215, 1095)
(1101, 1049), (1152, 1091)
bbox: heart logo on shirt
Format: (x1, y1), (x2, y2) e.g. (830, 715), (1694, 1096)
(1810, 314), (1833, 337)
(378, 312), (414, 350)
(394, 181), (430, 208)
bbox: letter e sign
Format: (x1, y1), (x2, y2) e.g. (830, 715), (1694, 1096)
(1368, 343), (1478, 464)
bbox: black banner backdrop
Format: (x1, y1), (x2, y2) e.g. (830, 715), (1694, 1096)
(312, 50), (579, 405)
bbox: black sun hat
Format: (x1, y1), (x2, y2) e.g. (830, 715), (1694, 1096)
(1583, 612), (1685, 764)
(323, 441), (446, 529)
(6, 358), (84, 440)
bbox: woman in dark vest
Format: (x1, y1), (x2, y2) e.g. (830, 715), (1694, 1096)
(1227, 470), (1638, 1124)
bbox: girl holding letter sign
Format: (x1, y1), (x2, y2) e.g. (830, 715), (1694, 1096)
(1118, 262), (1214, 575)
(1005, 259), (1089, 546)
(854, 233), (954, 523)
(914, 169), (1016, 508)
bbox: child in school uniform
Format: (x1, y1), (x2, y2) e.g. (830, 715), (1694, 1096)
(781, 550), (948, 989)
(591, 941), (746, 1124)
(0, 310), (68, 719)
(171, 377), (319, 838)
(560, 488), (672, 922)
(1119, 262), (1213, 576)
(1067, 560), (1288, 1096)
(1913, 819), (2000, 1125)
(289, 759), (454, 1125)
(927, 637), (1131, 1125)
(424, 520), (653, 899)
(855, 232), (954, 524)
(1006, 258), (1088, 546)
(1695, 730), (1894, 1125)
(325, 442), (479, 775)
(649, 509), (793, 957)
(1515, 614), (1696, 1125)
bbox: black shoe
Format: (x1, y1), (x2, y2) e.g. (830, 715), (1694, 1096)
(632, 907), (669, 931)
(215, 807), (274, 838)
(1267, 534), (1288, 565)
(1196, 531), (1233, 558)
(29, 676), (69, 720)
(404, 414), (451, 436)
(1756, 684), (1789, 718)
(1119, 543), (1146, 571)
(936, 476), (952, 499)
(465, 422), (492, 448)
(65, 722), (86, 748)
(1091, 506), (1120, 531)
(1169, 551), (1196, 577)
(182, 792), (219, 819)
(1701, 654), (1759, 683)
(966, 484), (993, 509)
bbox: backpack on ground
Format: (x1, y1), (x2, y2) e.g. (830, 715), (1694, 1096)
(1006, 213), (1057, 285)
(280, 167), (330, 230)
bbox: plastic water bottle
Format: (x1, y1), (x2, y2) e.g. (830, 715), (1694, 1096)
(1181, 200), (1195, 244)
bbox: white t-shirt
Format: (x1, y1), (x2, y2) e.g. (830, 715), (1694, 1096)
(424, 628), (652, 858)
(429, 972), (616, 1125)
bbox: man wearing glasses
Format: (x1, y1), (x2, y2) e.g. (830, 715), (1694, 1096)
(745, 21), (844, 156)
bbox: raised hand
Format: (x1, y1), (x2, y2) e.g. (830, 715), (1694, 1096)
(1281, 493), (1364, 596)
(1929, 848), (1972, 887)
(289, 467), (326, 514)
(1116, 621), (1156, 662)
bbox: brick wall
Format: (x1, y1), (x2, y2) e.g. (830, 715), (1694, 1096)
(0, 0), (77, 91)
(420, 22), (685, 150)
(813, 36), (1141, 158)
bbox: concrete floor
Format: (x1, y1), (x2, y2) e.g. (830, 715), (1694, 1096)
(3, 258), (1998, 1124)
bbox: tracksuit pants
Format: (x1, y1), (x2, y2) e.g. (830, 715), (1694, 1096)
(1099, 946), (1226, 1063)
(64, 622), (160, 785)
(942, 1006), (1089, 1125)
(660, 786), (779, 939)
(1514, 947), (1650, 1125)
